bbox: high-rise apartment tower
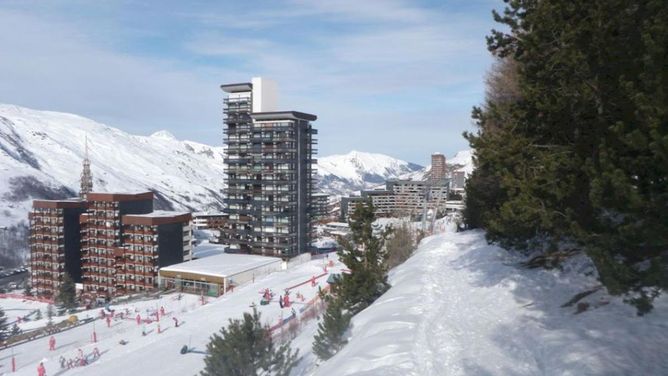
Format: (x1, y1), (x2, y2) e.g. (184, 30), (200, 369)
(221, 77), (317, 257)
(430, 153), (447, 182)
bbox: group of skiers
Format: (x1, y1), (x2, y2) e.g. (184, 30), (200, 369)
(56, 347), (101, 370)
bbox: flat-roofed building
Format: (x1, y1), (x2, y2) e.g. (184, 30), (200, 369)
(430, 153), (447, 182)
(80, 192), (154, 298)
(159, 253), (282, 297)
(312, 193), (331, 222)
(29, 199), (87, 298)
(115, 211), (193, 295)
(221, 78), (317, 257)
(340, 179), (451, 221)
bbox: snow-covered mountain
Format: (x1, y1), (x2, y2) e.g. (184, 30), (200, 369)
(0, 104), (428, 229)
(0, 103), (471, 244)
(316, 151), (424, 196)
(0, 104), (227, 229)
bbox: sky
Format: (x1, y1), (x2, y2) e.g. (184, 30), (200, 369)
(0, 0), (500, 166)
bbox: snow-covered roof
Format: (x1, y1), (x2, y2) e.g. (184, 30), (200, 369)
(160, 253), (282, 279)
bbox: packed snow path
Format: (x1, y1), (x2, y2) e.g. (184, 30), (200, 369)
(1, 255), (340, 376)
(315, 230), (668, 375)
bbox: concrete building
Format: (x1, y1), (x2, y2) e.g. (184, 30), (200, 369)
(159, 253), (282, 297)
(312, 193), (331, 222)
(451, 170), (466, 191)
(430, 153), (447, 182)
(114, 211), (193, 295)
(29, 199), (87, 298)
(221, 77), (317, 257)
(192, 212), (228, 230)
(80, 192), (154, 298)
(340, 179), (450, 221)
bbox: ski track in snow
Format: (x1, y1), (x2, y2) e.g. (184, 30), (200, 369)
(314, 229), (668, 376)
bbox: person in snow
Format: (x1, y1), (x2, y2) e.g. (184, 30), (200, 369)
(48, 336), (56, 351)
(37, 361), (46, 376)
(173, 317), (179, 328)
(291, 308), (296, 318)
(136, 313), (141, 325)
(59, 356), (66, 369)
(160, 306), (166, 317)
(311, 275), (316, 287)
(106, 315), (111, 328)
(93, 347), (101, 359)
(283, 294), (290, 308)
(279, 295), (284, 308)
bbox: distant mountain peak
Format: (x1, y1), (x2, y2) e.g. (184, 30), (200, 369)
(150, 130), (177, 140)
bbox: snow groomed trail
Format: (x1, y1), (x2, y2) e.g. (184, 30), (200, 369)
(1, 255), (342, 376)
(314, 229), (668, 376)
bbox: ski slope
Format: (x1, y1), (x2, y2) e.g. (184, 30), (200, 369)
(1, 254), (342, 375)
(312, 229), (668, 375)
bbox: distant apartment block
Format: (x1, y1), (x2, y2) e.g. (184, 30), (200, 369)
(312, 193), (331, 222)
(29, 199), (87, 298)
(451, 170), (466, 191)
(192, 212), (228, 230)
(221, 77), (317, 257)
(340, 179), (450, 222)
(430, 153), (447, 182)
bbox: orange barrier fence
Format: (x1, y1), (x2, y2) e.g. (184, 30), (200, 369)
(0, 293), (54, 304)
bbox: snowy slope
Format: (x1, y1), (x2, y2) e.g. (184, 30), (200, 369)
(312, 229), (668, 375)
(0, 104), (227, 228)
(316, 151), (423, 196)
(3, 253), (345, 376)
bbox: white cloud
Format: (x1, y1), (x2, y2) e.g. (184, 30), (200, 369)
(0, 0), (497, 162)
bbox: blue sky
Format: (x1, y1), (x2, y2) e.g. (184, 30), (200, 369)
(0, 0), (500, 165)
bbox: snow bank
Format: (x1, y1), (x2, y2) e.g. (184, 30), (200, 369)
(314, 230), (668, 375)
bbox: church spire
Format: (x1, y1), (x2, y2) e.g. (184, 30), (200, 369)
(80, 135), (93, 199)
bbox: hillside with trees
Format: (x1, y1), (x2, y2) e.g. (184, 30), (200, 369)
(464, 0), (667, 313)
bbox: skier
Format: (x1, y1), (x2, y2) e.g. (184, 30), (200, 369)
(93, 347), (101, 359)
(59, 356), (66, 369)
(48, 336), (56, 351)
(37, 361), (46, 376)
(283, 294), (290, 308)
(160, 306), (166, 317)
(311, 275), (316, 287)
(173, 317), (179, 328)
(278, 295), (284, 308)
(136, 313), (141, 325)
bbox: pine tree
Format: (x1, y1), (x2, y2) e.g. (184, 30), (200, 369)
(465, 0), (668, 312)
(10, 323), (21, 338)
(201, 307), (298, 376)
(46, 304), (54, 326)
(0, 306), (8, 341)
(57, 273), (77, 310)
(312, 296), (351, 361)
(386, 222), (416, 269)
(336, 200), (390, 313)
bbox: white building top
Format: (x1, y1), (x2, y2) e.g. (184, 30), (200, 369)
(160, 253), (282, 279)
